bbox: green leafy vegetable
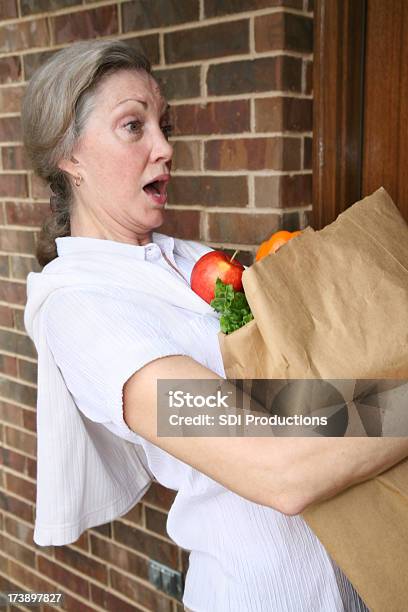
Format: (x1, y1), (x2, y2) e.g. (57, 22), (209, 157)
(210, 278), (254, 334)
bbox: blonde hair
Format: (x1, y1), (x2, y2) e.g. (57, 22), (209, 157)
(21, 39), (152, 267)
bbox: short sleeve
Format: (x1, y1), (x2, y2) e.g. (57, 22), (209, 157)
(44, 288), (189, 438)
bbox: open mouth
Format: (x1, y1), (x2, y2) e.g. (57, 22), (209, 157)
(143, 179), (168, 205)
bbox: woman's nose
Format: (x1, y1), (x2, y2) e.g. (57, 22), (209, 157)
(151, 126), (173, 163)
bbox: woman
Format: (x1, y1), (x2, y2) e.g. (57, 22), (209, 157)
(21, 39), (408, 611)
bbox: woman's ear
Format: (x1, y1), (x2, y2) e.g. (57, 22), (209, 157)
(57, 156), (80, 176)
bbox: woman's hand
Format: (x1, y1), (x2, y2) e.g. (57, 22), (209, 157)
(273, 436), (408, 513)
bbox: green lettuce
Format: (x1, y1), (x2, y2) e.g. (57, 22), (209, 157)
(210, 278), (254, 334)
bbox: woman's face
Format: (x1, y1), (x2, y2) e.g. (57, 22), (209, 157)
(65, 68), (173, 243)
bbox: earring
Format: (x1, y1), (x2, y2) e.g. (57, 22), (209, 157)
(74, 175), (82, 187)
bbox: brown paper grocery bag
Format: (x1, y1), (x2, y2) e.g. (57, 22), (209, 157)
(218, 187), (408, 610)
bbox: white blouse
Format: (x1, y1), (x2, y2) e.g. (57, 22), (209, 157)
(44, 234), (369, 612)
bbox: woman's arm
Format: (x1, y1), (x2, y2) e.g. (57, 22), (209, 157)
(123, 355), (408, 515)
(275, 435), (408, 512)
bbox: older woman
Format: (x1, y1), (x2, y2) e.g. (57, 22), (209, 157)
(21, 39), (408, 612)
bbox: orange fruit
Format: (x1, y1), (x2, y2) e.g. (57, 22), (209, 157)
(255, 230), (302, 262)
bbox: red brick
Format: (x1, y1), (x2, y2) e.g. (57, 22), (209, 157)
(0, 354), (18, 376)
(121, 503), (143, 526)
(9, 254), (41, 279)
(56, 595), (95, 612)
(54, 546), (107, 583)
(145, 506), (168, 538)
(304, 136), (312, 169)
(90, 583), (145, 612)
(0, 254), (9, 276)
(123, 0), (199, 31)
(90, 533), (149, 580)
(0, 279), (28, 305)
(20, 0), (80, 16)
(254, 173), (312, 207)
(113, 521), (178, 570)
(56, 592), (95, 612)
(52, 6), (118, 45)
(305, 60), (313, 95)
(4, 514), (34, 545)
(152, 66), (200, 101)
(207, 211), (280, 243)
(90, 522), (112, 537)
(255, 97), (313, 132)
(165, 20), (249, 63)
(0, 228), (36, 253)
(123, 34), (161, 66)
(0, 85), (25, 114)
(304, 209), (313, 228)
(0, 174), (28, 198)
(26, 456), (36, 479)
(4, 425), (36, 457)
(37, 556), (90, 599)
(13, 307), (26, 331)
(0, 56), (22, 84)
(255, 12), (313, 53)
(70, 530), (89, 552)
(0, 0), (18, 20)
(172, 100), (250, 136)
(205, 137), (301, 171)
(0, 18), (49, 53)
(18, 359), (38, 385)
(0, 401), (24, 426)
(110, 568), (173, 611)
(181, 548), (190, 573)
(4, 556), (61, 598)
(22, 49), (56, 81)
(0, 304), (14, 327)
(0, 490), (34, 522)
(2, 146), (28, 171)
(207, 56), (302, 96)
(5, 473), (36, 504)
(0, 533), (35, 568)
(0, 116), (22, 142)
(204, 0), (302, 16)
(0, 329), (37, 360)
(31, 175), (51, 199)
(142, 482), (176, 511)
(168, 175), (248, 207)
(159, 209), (201, 240)
(5, 202), (50, 227)
(0, 377), (36, 407)
(21, 409), (36, 434)
(0, 572), (21, 596)
(0, 446), (26, 472)
(282, 210), (302, 231)
(172, 141), (201, 172)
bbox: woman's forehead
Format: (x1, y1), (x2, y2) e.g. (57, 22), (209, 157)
(96, 70), (167, 112)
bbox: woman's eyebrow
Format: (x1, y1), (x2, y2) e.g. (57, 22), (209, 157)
(112, 98), (170, 115)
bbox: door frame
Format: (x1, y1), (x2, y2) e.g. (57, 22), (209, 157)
(312, 0), (367, 229)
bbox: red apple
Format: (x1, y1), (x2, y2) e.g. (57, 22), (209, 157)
(191, 250), (245, 304)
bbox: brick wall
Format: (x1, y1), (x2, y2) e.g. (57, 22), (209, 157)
(0, 1), (313, 610)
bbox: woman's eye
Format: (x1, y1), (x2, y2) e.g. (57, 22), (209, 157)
(161, 124), (173, 139)
(123, 120), (143, 134)
(121, 120), (173, 138)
